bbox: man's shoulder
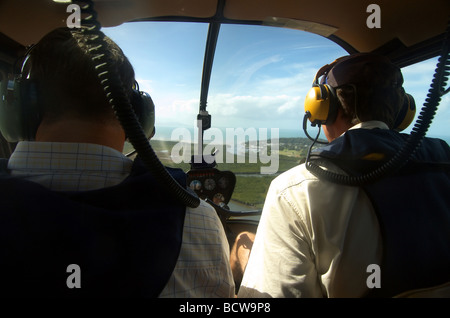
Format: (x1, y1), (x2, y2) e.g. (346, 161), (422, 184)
(270, 162), (336, 192)
(259, 164), (321, 207)
(186, 199), (216, 214)
(185, 199), (222, 228)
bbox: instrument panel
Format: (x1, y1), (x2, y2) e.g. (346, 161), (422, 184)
(187, 168), (236, 207)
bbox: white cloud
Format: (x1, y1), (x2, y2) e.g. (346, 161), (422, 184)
(204, 93), (303, 129)
(151, 60), (319, 131)
(277, 96), (302, 114)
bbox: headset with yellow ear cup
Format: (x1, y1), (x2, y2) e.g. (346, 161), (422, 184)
(304, 54), (417, 131)
(394, 92), (416, 131)
(304, 84), (338, 125)
(304, 61), (340, 126)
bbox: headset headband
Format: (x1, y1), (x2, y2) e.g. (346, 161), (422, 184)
(312, 56), (347, 86)
(323, 53), (401, 88)
(14, 44), (36, 80)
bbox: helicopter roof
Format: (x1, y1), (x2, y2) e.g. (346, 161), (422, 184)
(0, 0), (449, 67)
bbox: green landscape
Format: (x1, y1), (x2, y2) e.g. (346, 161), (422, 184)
(126, 137), (314, 209)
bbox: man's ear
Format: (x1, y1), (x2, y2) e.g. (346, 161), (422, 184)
(336, 106), (357, 126)
(324, 108), (355, 142)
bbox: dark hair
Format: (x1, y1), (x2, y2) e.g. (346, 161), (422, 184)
(29, 27), (135, 123)
(335, 60), (405, 128)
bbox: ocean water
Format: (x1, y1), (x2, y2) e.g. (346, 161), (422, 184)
(153, 125), (450, 145)
(153, 126), (310, 141)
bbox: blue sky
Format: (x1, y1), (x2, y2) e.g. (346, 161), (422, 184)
(103, 21), (449, 141)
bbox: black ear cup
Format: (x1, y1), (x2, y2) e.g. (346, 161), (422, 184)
(0, 45), (42, 142)
(130, 89), (155, 139)
(0, 76), (40, 142)
(14, 78), (41, 141)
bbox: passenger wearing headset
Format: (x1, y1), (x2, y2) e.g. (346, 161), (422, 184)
(237, 53), (450, 297)
(0, 27), (234, 297)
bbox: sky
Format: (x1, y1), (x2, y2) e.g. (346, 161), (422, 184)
(102, 21), (450, 141)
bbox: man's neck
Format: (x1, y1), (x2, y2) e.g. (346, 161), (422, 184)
(35, 117), (126, 152)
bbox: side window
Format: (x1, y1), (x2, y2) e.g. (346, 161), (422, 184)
(401, 57), (449, 142)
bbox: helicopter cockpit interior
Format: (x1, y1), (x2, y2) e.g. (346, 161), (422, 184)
(0, 0), (449, 299)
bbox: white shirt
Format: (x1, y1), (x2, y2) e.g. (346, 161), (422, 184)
(8, 141), (235, 298)
(238, 122), (387, 298)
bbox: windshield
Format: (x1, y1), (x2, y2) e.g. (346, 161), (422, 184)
(103, 21), (448, 210)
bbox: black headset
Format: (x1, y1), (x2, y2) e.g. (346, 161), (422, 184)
(0, 44), (155, 143)
(304, 54), (416, 131)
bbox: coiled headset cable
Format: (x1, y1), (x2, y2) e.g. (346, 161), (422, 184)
(305, 20), (450, 186)
(74, 0), (200, 207)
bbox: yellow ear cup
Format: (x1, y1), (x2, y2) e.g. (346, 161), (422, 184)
(395, 93), (416, 131)
(304, 85), (332, 125)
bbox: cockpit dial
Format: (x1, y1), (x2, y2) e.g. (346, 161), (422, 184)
(204, 178), (216, 191)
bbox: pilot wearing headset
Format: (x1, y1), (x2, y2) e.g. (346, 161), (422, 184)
(0, 27), (234, 297)
(237, 53), (450, 298)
